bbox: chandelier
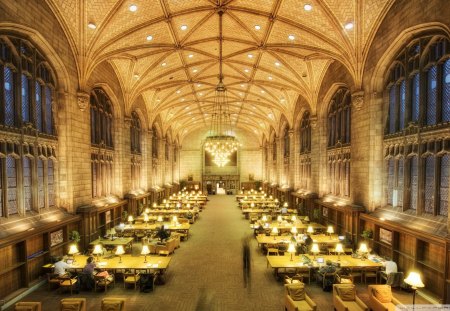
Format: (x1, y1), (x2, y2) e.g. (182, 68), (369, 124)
(204, 9), (239, 167)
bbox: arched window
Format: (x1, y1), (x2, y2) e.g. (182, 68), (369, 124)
(0, 35), (58, 218)
(130, 112), (141, 154)
(384, 34), (450, 214)
(300, 111), (311, 154)
(90, 88), (114, 198)
(165, 136), (170, 161)
(283, 127), (290, 158)
(272, 139), (277, 161)
(326, 88), (351, 197)
(152, 126), (159, 158)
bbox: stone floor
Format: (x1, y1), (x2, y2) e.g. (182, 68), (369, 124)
(6, 195), (431, 310)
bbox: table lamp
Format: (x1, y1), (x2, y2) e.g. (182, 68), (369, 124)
(335, 243), (344, 261)
(163, 199), (167, 204)
(277, 215), (283, 222)
(187, 203), (191, 209)
(287, 243), (296, 261)
(115, 245), (125, 263)
(244, 196), (248, 200)
(128, 215), (134, 225)
(307, 225), (314, 234)
(68, 244), (79, 263)
(327, 225), (334, 238)
(144, 213), (149, 226)
(269, 195), (273, 199)
(109, 228), (116, 240)
(271, 227), (278, 239)
(157, 215), (163, 222)
(165, 203), (170, 208)
(93, 244), (103, 261)
(303, 216), (310, 223)
(141, 245), (150, 263)
(172, 216), (178, 224)
(404, 271), (424, 310)
(358, 243), (368, 260)
(250, 203), (255, 208)
(240, 190), (243, 194)
(153, 202), (157, 208)
(291, 215), (297, 222)
(290, 227), (298, 235)
(311, 243), (320, 259)
(283, 202), (288, 208)
(262, 215), (267, 222)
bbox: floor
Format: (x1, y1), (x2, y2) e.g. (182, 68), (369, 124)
(7, 195), (430, 310)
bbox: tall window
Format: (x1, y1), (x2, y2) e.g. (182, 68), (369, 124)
(0, 36), (58, 218)
(300, 111), (311, 154)
(327, 88), (351, 197)
(152, 126), (159, 158)
(165, 136), (170, 161)
(90, 88), (114, 198)
(130, 112), (141, 154)
(272, 139), (277, 161)
(283, 127), (290, 158)
(384, 35), (450, 215)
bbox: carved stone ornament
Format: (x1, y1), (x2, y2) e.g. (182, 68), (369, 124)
(77, 91), (90, 111)
(351, 91), (364, 111)
(310, 115), (318, 129)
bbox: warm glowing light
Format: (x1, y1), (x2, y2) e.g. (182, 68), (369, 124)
(157, 216), (163, 222)
(88, 22), (97, 29)
(345, 22), (354, 30)
(307, 225), (314, 234)
(404, 272), (424, 288)
(304, 4), (313, 11)
(129, 4), (137, 12)
(277, 215), (283, 222)
(262, 215), (267, 222)
(290, 227), (297, 234)
(93, 245), (103, 255)
(311, 243), (320, 256)
(327, 226), (334, 234)
(68, 244), (79, 255)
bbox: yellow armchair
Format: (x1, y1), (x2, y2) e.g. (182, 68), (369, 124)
(101, 298), (126, 311)
(333, 284), (368, 311)
(60, 298), (86, 311)
(368, 285), (404, 311)
(284, 283), (317, 311)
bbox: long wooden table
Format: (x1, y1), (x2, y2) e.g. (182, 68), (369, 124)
(89, 237), (134, 250)
(256, 234), (341, 246)
(266, 254), (383, 277)
(251, 222), (326, 233)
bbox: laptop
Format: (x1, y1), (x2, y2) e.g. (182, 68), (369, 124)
(316, 257), (324, 264)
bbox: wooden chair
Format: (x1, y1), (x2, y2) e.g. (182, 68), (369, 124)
(350, 267), (364, 283)
(14, 302), (42, 311)
(60, 298), (86, 311)
(47, 273), (61, 290)
(364, 267), (379, 284)
(59, 276), (78, 295)
(94, 273), (115, 292)
(123, 270), (141, 290)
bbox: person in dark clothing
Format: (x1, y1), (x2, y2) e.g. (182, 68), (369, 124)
(242, 236), (251, 288)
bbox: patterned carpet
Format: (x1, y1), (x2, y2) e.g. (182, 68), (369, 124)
(6, 195), (429, 311)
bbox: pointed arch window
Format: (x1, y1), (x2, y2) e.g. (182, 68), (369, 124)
(283, 127), (290, 158)
(152, 126), (159, 158)
(130, 112), (141, 154)
(300, 111), (311, 154)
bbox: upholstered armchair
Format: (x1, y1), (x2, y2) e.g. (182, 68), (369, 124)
(14, 302), (42, 311)
(333, 284), (368, 311)
(368, 285), (404, 311)
(60, 298), (86, 311)
(284, 283), (317, 311)
(101, 298), (126, 311)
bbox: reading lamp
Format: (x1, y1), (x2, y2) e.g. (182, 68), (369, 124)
(335, 243), (344, 261)
(287, 243), (296, 261)
(290, 227), (298, 235)
(109, 228), (116, 240)
(141, 245), (150, 263)
(404, 271), (424, 310)
(144, 213), (149, 226)
(68, 244), (79, 263)
(127, 215), (134, 225)
(307, 225), (314, 234)
(115, 245), (125, 263)
(311, 243), (320, 259)
(93, 244), (103, 261)
(271, 227), (279, 239)
(358, 243), (368, 260)
(327, 225), (334, 239)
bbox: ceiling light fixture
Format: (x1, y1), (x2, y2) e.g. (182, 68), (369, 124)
(288, 34), (295, 41)
(88, 22), (97, 29)
(268, 76), (273, 80)
(254, 25), (261, 30)
(188, 54), (194, 58)
(146, 35), (153, 41)
(304, 4), (313, 11)
(345, 22), (354, 30)
(180, 25), (188, 31)
(244, 69), (249, 73)
(193, 69), (198, 73)
(129, 4), (137, 12)
(161, 62), (167, 66)
(275, 62), (281, 66)
(204, 9), (239, 167)
(247, 54), (253, 58)
(176, 90), (181, 94)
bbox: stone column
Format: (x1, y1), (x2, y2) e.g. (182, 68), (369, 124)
(309, 115), (320, 194)
(147, 130), (154, 188)
(288, 129), (295, 187)
(123, 116), (132, 191)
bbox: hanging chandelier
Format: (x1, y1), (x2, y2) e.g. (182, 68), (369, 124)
(204, 8), (239, 167)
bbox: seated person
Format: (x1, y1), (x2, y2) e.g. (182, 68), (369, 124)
(384, 258), (398, 275)
(316, 260), (337, 286)
(80, 256), (96, 290)
(281, 206), (288, 214)
(82, 256), (97, 275)
(54, 256), (71, 277)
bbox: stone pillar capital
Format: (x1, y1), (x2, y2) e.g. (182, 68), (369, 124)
(76, 91), (90, 112)
(352, 90), (364, 111)
(310, 115), (318, 129)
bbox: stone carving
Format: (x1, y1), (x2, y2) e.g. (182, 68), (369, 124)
(352, 91), (364, 111)
(310, 115), (318, 129)
(77, 91), (90, 111)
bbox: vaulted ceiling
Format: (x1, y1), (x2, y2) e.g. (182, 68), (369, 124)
(46, 0), (394, 142)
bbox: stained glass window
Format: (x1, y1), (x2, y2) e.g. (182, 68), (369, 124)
(48, 159), (54, 207)
(45, 86), (52, 134)
(4, 66), (15, 126)
(389, 87), (396, 133)
(92, 161), (97, 198)
(440, 155), (449, 216)
(7, 157), (17, 215)
(411, 73), (420, 122)
(410, 156), (418, 210)
(23, 157), (32, 211)
(427, 66), (437, 125)
(443, 59), (450, 122)
(37, 159), (44, 209)
(327, 89), (351, 146)
(397, 159), (404, 207)
(424, 156), (435, 213)
(21, 74), (30, 123)
(399, 81), (406, 130)
(35, 81), (43, 131)
(300, 111), (311, 154)
(387, 158), (394, 205)
(284, 127), (290, 158)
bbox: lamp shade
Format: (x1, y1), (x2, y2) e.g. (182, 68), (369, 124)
(250, 203), (255, 208)
(327, 226), (334, 234)
(127, 215), (134, 222)
(172, 216), (178, 222)
(141, 245), (150, 255)
(115, 245), (125, 255)
(153, 202), (157, 207)
(271, 227), (279, 235)
(277, 216), (283, 222)
(110, 228), (116, 235)
(145, 208), (150, 214)
(335, 243), (344, 253)
(68, 244), (79, 255)
(157, 215), (163, 222)
(163, 199), (167, 203)
(358, 243), (368, 253)
(144, 214), (149, 222)
(303, 216), (310, 223)
(284, 202), (288, 207)
(307, 225), (314, 234)
(291, 215), (297, 221)
(404, 272), (424, 288)
(287, 243), (296, 253)
(262, 215), (267, 222)
(269, 195), (273, 199)
(311, 243), (320, 254)
(291, 227), (298, 234)
(275, 199), (279, 203)
(93, 244), (103, 255)
(187, 203), (191, 208)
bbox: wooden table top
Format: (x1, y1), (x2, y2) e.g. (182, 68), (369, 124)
(256, 234), (340, 245)
(251, 222), (325, 230)
(70, 254), (171, 271)
(242, 208), (297, 214)
(267, 254), (383, 269)
(120, 223), (190, 231)
(89, 237), (134, 246)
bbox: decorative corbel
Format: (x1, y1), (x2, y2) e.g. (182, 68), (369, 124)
(76, 91), (90, 112)
(310, 115), (318, 129)
(351, 91), (364, 111)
